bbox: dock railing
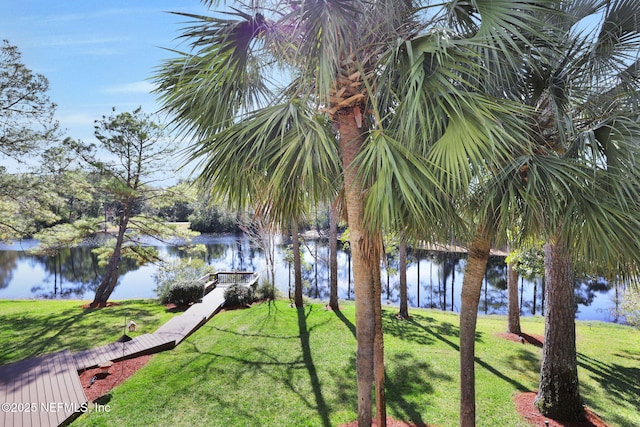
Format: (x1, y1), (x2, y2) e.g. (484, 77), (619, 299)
(199, 271), (260, 294)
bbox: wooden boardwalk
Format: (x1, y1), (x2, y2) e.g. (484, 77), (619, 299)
(0, 278), (244, 427)
(0, 350), (86, 427)
(74, 287), (227, 370)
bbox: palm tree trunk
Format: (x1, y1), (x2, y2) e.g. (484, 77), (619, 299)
(535, 237), (584, 421)
(329, 201), (339, 310)
(373, 266), (386, 427)
(292, 219), (303, 308)
(336, 108), (381, 427)
(507, 259), (521, 334)
(460, 226), (492, 427)
(398, 240), (409, 318)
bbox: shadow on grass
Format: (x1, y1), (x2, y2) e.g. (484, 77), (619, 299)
(329, 349), (443, 427)
(0, 303), (164, 365)
(297, 306), (331, 427)
(577, 352), (640, 426)
(174, 305), (335, 426)
(174, 335), (304, 426)
(333, 308), (356, 339)
(385, 311), (528, 392)
(383, 311), (484, 345)
(386, 352), (452, 427)
(506, 347), (540, 376)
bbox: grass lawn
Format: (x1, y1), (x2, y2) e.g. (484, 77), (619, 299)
(0, 299), (178, 365)
(2, 299), (638, 426)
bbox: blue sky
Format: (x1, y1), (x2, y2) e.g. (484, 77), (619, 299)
(0, 0), (209, 145)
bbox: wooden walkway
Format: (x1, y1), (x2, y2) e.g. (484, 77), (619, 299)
(0, 350), (86, 427)
(0, 274), (253, 427)
(73, 287), (226, 371)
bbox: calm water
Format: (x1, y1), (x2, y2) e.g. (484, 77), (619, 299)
(0, 235), (622, 322)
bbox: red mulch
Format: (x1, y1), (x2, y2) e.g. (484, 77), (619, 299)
(497, 331), (544, 347)
(78, 355), (152, 402)
(338, 418), (436, 427)
(80, 302), (122, 309)
(514, 392), (611, 427)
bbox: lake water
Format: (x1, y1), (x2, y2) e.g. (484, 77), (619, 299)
(0, 234), (623, 322)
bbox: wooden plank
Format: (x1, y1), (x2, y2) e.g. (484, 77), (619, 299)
(48, 350), (65, 426)
(33, 353), (53, 427)
(38, 354), (59, 427)
(21, 356), (35, 427)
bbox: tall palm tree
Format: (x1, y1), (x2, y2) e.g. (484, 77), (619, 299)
(474, 0), (640, 421)
(527, 1), (640, 420)
(154, 1), (552, 425)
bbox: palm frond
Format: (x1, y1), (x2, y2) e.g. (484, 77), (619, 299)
(153, 10), (273, 137)
(189, 99), (340, 226)
(356, 130), (456, 237)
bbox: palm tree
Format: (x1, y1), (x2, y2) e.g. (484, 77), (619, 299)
(472, 0), (640, 421)
(525, 1), (640, 420)
(154, 1), (553, 425)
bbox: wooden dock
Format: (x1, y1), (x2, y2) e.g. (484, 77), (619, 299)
(0, 272), (257, 427)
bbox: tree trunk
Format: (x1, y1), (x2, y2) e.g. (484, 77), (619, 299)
(535, 237), (584, 421)
(329, 201), (339, 310)
(91, 211), (129, 307)
(507, 258), (521, 334)
(292, 219), (303, 309)
(373, 264), (386, 427)
(460, 227), (492, 427)
(398, 240), (409, 318)
(336, 108), (381, 427)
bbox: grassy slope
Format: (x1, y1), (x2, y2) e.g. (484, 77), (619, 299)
(65, 300), (640, 427)
(0, 299), (177, 365)
(1, 299), (638, 426)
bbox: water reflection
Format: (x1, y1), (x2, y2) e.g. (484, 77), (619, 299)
(0, 235), (622, 322)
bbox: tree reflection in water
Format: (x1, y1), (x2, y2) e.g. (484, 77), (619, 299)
(0, 235), (622, 321)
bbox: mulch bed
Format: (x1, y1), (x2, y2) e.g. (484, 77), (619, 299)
(78, 355), (152, 402)
(514, 392), (611, 427)
(496, 331), (544, 347)
(80, 302), (122, 309)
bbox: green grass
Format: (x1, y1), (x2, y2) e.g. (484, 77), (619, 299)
(2, 299), (639, 426)
(0, 299), (178, 365)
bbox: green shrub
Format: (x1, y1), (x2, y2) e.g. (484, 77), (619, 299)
(224, 284), (254, 307)
(253, 280), (279, 301)
(154, 259), (210, 306)
(161, 281), (204, 306)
